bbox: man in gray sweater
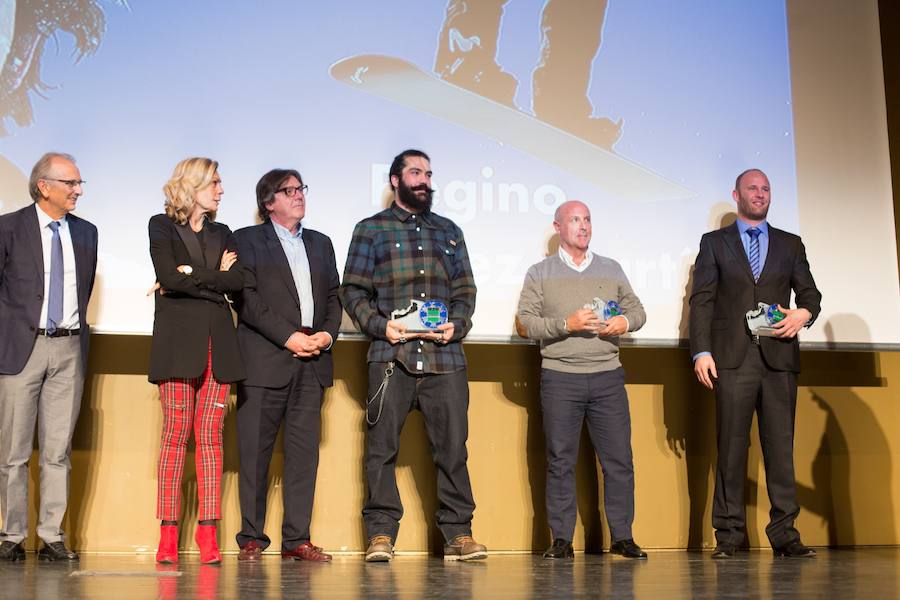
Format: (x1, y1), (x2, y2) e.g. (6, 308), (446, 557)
(516, 200), (647, 560)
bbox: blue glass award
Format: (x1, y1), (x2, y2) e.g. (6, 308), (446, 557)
(391, 299), (449, 333)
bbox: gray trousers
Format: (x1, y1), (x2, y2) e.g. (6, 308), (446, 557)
(540, 367), (635, 542)
(0, 336), (84, 544)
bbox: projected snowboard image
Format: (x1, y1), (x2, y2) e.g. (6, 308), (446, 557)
(331, 0), (693, 203)
(330, 54), (692, 203)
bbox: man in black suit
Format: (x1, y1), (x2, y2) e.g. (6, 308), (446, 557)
(690, 168), (822, 559)
(0, 152), (98, 562)
(232, 169), (341, 562)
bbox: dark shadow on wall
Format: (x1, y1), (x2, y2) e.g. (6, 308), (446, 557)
(793, 316), (893, 546)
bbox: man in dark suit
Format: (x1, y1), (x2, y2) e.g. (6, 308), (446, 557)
(231, 169), (341, 562)
(0, 152), (98, 562)
(690, 168), (822, 559)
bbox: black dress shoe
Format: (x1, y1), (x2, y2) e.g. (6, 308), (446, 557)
(609, 539), (647, 559)
(712, 542), (737, 559)
(37, 541), (79, 561)
(773, 540), (816, 558)
(542, 539), (574, 559)
(0, 541), (26, 562)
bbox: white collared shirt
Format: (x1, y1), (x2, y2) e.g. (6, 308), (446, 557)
(35, 203), (79, 329)
(271, 220), (314, 328)
(558, 246), (593, 273)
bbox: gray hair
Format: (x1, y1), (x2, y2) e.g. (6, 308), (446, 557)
(29, 152), (77, 201)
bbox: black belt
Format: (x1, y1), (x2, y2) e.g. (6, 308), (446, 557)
(38, 328), (80, 338)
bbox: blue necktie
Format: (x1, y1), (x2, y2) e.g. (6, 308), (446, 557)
(747, 227), (761, 282)
(47, 221), (64, 334)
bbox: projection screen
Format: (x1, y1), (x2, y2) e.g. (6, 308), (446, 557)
(0, 0), (897, 348)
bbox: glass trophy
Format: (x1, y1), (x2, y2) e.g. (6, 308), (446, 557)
(391, 299), (449, 333)
(745, 302), (785, 336)
(585, 297), (622, 322)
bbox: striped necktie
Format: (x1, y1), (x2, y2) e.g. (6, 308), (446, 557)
(747, 227), (761, 282)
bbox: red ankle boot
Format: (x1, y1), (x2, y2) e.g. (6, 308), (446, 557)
(195, 524), (221, 565)
(156, 525), (178, 564)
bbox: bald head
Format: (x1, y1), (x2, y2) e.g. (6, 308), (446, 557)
(553, 200), (592, 257)
(554, 200), (590, 223)
(734, 168), (767, 192)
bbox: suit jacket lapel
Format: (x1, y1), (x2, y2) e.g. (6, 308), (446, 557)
(23, 205), (44, 276)
(173, 222), (205, 267)
(68, 215), (89, 305)
(723, 223), (755, 283)
(757, 226), (780, 283)
(263, 223), (301, 307)
(203, 225), (222, 269)
(303, 233), (320, 324)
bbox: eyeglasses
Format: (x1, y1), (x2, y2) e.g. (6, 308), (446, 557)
(275, 184), (308, 198)
(44, 178), (86, 188)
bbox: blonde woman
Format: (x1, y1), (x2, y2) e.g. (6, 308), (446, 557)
(148, 158), (245, 564)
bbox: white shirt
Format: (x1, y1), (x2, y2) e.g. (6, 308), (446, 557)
(271, 220), (315, 327)
(558, 246), (593, 273)
(271, 220), (333, 349)
(35, 204), (79, 329)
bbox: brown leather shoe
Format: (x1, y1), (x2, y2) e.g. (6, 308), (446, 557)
(443, 535), (488, 561)
(237, 540), (263, 561)
(282, 541), (332, 562)
(365, 535), (394, 562)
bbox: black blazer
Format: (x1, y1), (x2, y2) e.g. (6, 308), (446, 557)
(148, 213), (245, 383)
(232, 222), (341, 389)
(0, 204), (97, 374)
(689, 222), (822, 372)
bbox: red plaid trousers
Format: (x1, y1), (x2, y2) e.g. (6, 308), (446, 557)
(156, 341), (229, 521)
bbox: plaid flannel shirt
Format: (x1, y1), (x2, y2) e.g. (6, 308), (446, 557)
(339, 203), (476, 374)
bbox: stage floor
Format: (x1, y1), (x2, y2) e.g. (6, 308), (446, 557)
(1, 548), (897, 599)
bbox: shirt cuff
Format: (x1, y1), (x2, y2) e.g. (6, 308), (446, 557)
(322, 331), (334, 351)
(693, 351), (711, 362)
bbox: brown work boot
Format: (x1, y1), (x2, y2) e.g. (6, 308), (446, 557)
(365, 535), (394, 562)
(443, 535), (488, 561)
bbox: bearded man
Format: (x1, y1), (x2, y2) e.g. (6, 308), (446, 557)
(339, 149), (486, 562)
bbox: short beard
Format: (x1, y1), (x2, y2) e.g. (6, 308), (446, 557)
(397, 179), (433, 213)
(738, 192), (769, 221)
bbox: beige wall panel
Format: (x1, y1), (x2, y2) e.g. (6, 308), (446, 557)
(6, 339), (898, 553)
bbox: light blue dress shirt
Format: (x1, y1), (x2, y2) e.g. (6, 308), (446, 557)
(271, 220), (314, 328)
